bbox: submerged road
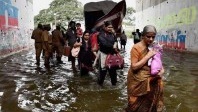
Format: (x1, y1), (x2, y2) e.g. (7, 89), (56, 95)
(0, 39), (197, 112)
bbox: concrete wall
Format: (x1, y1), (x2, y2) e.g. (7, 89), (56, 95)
(135, 0), (198, 52)
(0, 0), (34, 58)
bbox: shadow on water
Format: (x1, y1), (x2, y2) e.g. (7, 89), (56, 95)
(0, 39), (197, 112)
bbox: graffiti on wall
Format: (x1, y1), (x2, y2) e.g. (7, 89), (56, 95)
(0, 0), (33, 56)
(156, 29), (186, 50)
(153, 6), (197, 30)
(136, 1), (198, 52)
(150, 6), (197, 50)
(0, 0), (19, 30)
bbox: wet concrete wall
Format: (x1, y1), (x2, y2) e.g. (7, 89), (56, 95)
(0, 0), (34, 58)
(135, 0), (198, 53)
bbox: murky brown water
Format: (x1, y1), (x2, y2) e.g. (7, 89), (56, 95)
(0, 39), (197, 112)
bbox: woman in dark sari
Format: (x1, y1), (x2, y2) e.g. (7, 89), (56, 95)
(78, 31), (93, 75)
(126, 25), (165, 112)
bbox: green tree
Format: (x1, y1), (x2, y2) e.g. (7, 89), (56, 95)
(124, 7), (136, 25)
(34, 0), (83, 27)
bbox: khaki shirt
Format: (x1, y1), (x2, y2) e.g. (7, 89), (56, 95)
(42, 30), (52, 50)
(52, 29), (63, 43)
(31, 28), (43, 43)
(42, 30), (49, 42)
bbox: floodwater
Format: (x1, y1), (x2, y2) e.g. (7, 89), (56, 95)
(0, 39), (197, 112)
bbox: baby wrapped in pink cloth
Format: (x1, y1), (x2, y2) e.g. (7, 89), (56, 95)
(148, 42), (163, 75)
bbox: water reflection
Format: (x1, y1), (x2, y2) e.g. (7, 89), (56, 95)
(163, 50), (198, 112)
(0, 39), (197, 112)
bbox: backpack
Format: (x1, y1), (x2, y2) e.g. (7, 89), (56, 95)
(134, 32), (140, 40)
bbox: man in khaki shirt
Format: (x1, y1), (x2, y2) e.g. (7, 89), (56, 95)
(52, 25), (64, 63)
(31, 23), (43, 65)
(42, 24), (52, 67)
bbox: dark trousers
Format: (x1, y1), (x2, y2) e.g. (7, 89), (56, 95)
(80, 67), (89, 76)
(98, 68), (117, 86)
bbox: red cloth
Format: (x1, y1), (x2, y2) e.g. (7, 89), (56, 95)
(76, 28), (83, 36)
(90, 32), (99, 51)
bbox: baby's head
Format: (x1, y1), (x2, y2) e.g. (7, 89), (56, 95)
(152, 41), (163, 52)
(76, 23), (81, 28)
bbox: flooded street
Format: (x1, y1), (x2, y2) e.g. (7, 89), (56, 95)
(0, 39), (197, 112)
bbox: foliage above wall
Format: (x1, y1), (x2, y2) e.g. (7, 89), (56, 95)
(34, 0), (83, 26)
(124, 7), (136, 25)
(34, 0), (136, 27)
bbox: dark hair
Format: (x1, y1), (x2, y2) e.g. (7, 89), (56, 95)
(76, 23), (81, 26)
(104, 21), (112, 27)
(37, 23), (42, 29)
(56, 25), (60, 30)
(83, 30), (90, 37)
(43, 24), (51, 31)
(69, 21), (76, 26)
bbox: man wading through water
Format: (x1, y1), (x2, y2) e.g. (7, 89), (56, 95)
(31, 23), (43, 66)
(65, 21), (79, 72)
(52, 25), (64, 64)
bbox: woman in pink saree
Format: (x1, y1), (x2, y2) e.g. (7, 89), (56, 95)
(126, 25), (165, 112)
